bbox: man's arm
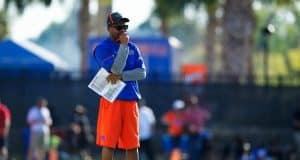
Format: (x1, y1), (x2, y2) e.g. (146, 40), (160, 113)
(45, 109), (53, 126)
(107, 33), (131, 84)
(110, 50), (146, 81)
(110, 44), (129, 75)
(122, 68), (146, 81)
(110, 32), (130, 74)
(108, 44), (146, 82)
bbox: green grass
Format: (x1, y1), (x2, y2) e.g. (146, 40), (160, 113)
(253, 48), (300, 86)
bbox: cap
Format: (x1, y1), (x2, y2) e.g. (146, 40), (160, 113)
(107, 12), (129, 25)
(172, 99), (185, 110)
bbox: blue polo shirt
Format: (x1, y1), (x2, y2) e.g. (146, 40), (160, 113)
(93, 37), (145, 100)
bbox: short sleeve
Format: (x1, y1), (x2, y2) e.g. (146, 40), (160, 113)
(27, 108), (35, 123)
(133, 45), (145, 69)
(148, 109), (156, 124)
(94, 45), (114, 71)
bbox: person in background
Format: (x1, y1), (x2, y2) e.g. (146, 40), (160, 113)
(184, 95), (211, 160)
(138, 99), (156, 160)
(161, 99), (188, 159)
(222, 135), (245, 160)
(93, 12), (146, 160)
(65, 121), (81, 159)
(26, 97), (52, 160)
(0, 99), (11, 160)
(72, 104), (93, 160)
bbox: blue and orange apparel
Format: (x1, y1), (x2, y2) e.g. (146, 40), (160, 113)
(93, 37), (144, 100)
(93, 37), (145, 149)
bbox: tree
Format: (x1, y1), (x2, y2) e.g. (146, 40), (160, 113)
(1, 0), (52, 39)
(4, 0), (52, 13)
(154, 0), (186, 36)
(154, 0), (222, 83)
(203, 0), (219, 81)
(221, 0), (256, 83)
(220, 0), (298, 84)
(78, 0), (90, 74)
(0, 11), (8, 40)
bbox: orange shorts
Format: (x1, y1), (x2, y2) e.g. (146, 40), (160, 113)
(96, 98), (139, 149)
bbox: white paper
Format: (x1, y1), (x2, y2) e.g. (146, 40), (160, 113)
(88, 68), (126, 102)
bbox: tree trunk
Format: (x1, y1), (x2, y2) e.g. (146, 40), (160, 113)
(97, 0), (111, 36)
(0, 11), (8, 39)
(79, 0), (90, 75)
(221, 0), (255, 83)
(205, 7), (218, 82)
(160, 16), (170, 36)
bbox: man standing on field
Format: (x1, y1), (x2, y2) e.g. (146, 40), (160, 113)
(93, 12), (146, 160)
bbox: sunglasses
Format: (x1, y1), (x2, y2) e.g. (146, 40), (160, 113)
(111, 25), (128, 31)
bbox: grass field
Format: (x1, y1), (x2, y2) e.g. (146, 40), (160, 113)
(253, 48), (300, 86)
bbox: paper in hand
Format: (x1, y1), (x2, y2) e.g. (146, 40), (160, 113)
(88, 68), (126, 102)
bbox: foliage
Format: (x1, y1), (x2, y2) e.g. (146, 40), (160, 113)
(0, 11), (8, 40)
(253, 3), (300, 53)
(154, 0), (218, 20)
(4, 0), (53, 13)
(253, 49), (300, 86)
(0, 0), (55, 39)
(288, 49), (300, 71)
(154, 0), (186, 19)
(260, 0), (295, 6)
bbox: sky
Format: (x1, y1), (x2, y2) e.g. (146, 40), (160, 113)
(6, 0), (155, 40)
(112, 0), (155, 28)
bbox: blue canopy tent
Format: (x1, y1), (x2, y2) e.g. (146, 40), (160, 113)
(0, 39), (69, 79)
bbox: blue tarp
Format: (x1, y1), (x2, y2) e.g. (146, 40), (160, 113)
(0, 39), (69, 78)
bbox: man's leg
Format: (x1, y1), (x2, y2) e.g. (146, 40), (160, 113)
(126, 148), (139, 160)
(37, 148), (46, 160)
(101, 147), (114, 160)
(0, 137), (8, 160)
(144, 139), (155, 160)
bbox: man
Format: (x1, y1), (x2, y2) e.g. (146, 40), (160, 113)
(72, 104), (93, 160)
(26, 97), (52, 160)
(161, 99), (188, 158)
(184, 95), (211, 160)
(93, 12), (146, 160)
(0, 99), (11, 160)
(138, 99), (156, 160)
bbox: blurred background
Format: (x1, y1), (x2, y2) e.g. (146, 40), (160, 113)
(1, 0), (300, 159)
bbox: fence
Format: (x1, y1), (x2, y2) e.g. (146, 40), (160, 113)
(0, 78), (299, 156)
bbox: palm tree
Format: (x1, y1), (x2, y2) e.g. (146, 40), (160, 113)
(220, 0), (297, 84)
(154, 0), (186, 36)
(78, 0), (90, 74)
(0, 11), (8, 40)
(221, 0), (256, 83)
(203, 0), (219, 82)
(96, 0), (111, 36)
(258, 0), (296, 84)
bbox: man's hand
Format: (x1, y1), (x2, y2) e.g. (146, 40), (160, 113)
(106, 73), (122, 84)
(119, 32), (129, 44)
